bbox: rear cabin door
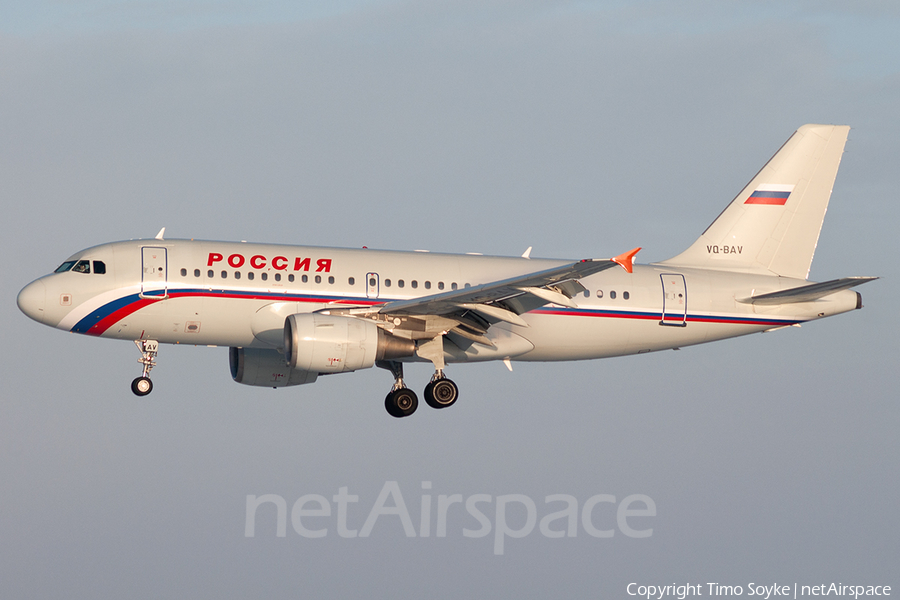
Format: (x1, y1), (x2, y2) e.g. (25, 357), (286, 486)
(141, 247), (168, 299)
(660, 273), (687, 326)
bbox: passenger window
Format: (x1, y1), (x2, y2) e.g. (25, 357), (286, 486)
(328, 276), (334, 284)
(194, 269), (201, 277)
(290, 274), (297, 283)
(261, 273), (268, 281)
(385, 279), (392, 287)
(583, 290), (589, 298)
(180, 268), (187, 277)
(208, 270), (214, 278)
(411, 280), (418, 289)
(398, 280), (405, 288)
(221, 271), (227, 278)
(247, 272), (254, 280)
(438, 282), (444, 290)
(451, 282), (458, 290)
(93, 261), (107, 274)
(369, 277), (376, 287)
(349, 277), (355, 286)
(610, 291), (617, 299)
(300, 274), (306, 283)
(464, 283), (470, 288)
(315, 275), (321, 284)
(623, 291), (630, 300)
(235, 271), (241, 280)
(596, 290), (603, 298)
(72, 260), (90, 274)
(275, 273), (281, 282)
(425, 281), (431, 290)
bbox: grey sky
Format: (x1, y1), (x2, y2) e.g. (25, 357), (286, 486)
(2, 1), (897, 598)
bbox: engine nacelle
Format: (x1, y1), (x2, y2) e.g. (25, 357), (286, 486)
(230, 347), (318, 387)
(284, 314), (415, 373)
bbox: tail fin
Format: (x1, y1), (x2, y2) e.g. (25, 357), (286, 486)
(660, 124), (850, 279)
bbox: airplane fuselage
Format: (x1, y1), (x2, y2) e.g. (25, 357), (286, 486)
(20, 238), (861, 363)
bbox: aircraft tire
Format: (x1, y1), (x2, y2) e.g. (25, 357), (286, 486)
(131, 376), (153, 396)
(424, 379), (458, 409)
(385, 388), (418, 418)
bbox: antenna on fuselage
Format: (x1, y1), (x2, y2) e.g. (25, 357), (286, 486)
(155, 227), (166, 240)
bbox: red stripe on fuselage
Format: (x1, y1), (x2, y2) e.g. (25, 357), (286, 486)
(86, 298), (158, 336)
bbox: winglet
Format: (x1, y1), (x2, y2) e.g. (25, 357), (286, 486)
(612, 247), (641, 274)
(155, 227), (166, 240)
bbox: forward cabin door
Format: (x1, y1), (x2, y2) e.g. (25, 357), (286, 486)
(141, 246), (168, 299)
(660, 273), (687, 326)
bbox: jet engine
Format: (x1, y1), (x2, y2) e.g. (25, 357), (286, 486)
(283, 313), (415, 373)
(229, 347), (318, 387)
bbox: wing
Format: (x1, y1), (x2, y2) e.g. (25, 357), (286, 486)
(321, 248), (640, 347)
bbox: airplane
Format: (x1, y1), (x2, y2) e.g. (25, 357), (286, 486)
(17, 124), (876, 417)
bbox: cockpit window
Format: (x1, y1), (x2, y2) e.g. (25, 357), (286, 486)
(72, 260), (91, 274)
(93, 261), (106, 274)
(55, 261), (76, 273)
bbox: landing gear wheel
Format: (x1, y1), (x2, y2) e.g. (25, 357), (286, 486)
(385, 388), (418, 418)
(131, 376), (153, 396)
(424, 378), (458, 409)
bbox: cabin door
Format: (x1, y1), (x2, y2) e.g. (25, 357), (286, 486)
(660, 273), (687, 326)
(141, 247), (168, 299)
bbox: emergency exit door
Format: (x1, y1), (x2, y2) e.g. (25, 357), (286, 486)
(366, 272), (380, 299)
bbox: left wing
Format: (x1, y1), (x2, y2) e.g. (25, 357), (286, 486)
(322, 248), (640, 346)
(379, 248), (640, 319)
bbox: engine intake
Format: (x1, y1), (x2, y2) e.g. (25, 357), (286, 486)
(284, 314), (415, 373)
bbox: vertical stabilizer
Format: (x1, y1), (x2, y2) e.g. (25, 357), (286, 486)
(660, 124), (849, 279)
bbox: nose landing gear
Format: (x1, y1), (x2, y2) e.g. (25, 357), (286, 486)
(131, 339), (158, 397)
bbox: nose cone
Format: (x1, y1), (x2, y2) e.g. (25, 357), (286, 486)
(17, 279), (47, 324)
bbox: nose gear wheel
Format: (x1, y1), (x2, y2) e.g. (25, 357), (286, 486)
(131, 340), (159, 397)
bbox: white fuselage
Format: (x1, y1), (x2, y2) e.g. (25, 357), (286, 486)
(19, 239), (860, 364)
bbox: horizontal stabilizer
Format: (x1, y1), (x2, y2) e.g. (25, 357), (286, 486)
(737, 277), (878, 305)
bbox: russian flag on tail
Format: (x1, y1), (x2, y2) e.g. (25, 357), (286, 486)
(745, 184), (794, 205)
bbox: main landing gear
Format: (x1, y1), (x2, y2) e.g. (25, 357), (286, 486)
(424, 371), (459, 409)
(131, 339), (158, 397)
(378, 361), (459, 418)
